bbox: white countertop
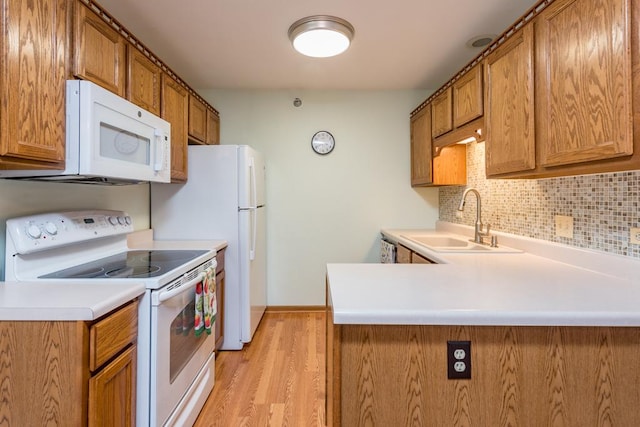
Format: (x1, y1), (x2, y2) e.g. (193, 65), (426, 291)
(0, 282), (146, 321)
(327, 224), (640, 327)
(0, 230), (228, 321)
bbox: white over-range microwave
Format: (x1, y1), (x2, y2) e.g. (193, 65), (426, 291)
(0, 80), (171, 184)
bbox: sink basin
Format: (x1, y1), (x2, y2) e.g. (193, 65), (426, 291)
(407, 236), (470, 247)
(399, 233), (521, 253)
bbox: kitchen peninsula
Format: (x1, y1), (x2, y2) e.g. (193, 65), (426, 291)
(326, 224), (640, 426)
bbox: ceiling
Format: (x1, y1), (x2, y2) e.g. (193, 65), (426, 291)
(96, 0), (539, 91)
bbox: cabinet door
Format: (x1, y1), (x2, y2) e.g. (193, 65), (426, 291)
(0, 0), (67, 168)
(89, 345), (136, 427)
(215, 269), (225, 350)
(188, 95), (208, 144)
(453, 64), (483, 128)
(127, 48), (161, 116)
(410, 105), (433, 186)
(536, 0), (632, 167)
(206, 109), (220, 145)
(431, 88), (453, 138)
(485, 25), (535, 176)
(396, 245), (411, 264)
(432, 144), (466, 185)
(161, 74), (188, 182)
(74, 3), (126, 97)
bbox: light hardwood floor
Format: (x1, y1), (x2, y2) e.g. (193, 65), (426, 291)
(194, 311), (326, 426)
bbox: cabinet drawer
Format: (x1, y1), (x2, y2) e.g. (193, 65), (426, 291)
(411, 252), (435, 264)
(89, 301), (138, 372)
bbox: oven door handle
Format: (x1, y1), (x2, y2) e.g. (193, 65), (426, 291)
(157, 272), (206, 303)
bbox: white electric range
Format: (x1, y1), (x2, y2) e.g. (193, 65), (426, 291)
(5, 210), (218, 426)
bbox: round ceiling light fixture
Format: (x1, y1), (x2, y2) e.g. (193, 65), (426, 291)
(288, 15), (355, 58)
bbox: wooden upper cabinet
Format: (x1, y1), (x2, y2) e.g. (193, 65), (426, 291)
(431, 88), (453, 138)
(453, 64), (483, 128)
(484, 25), (535, 176)
(0, 0), (68, 169)
(410, 106), (433, 186)
(188, 94), (208, 144)
(411, 103), (466, 187)
(161, 73), (189, 182)
(127, 48), (161, 116)
(74, 3), (126, 97)
(535, 0), (633, 167)
(206, 109), (220, 145)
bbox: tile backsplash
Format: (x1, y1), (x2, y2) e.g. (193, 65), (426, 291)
(439, 141), (640, 258)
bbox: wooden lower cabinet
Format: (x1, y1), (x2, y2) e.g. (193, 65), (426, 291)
(0, 300), (138, 426)
(327, 318), (640, 426)
(396, 244), (412, 264)
(215, 248), (226, 350)
(89, 345), (136, 427)
(396, 244), (436, 264)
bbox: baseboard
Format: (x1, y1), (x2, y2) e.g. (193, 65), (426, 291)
(265, 305), (327, 313)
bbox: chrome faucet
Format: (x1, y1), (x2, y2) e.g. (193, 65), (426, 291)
(457, 188), (496, 246)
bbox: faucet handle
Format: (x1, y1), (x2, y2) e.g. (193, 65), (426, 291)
(484, 223), (491, 235)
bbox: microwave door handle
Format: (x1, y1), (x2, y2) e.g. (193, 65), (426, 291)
(154, 128), (165, 172)
(158, 272), (206, 303)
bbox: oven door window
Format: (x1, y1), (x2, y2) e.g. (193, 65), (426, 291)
(167, 287), (208, 383)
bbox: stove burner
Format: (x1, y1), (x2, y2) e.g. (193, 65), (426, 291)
(52, 266), (106, 278)
(106, 265), (162, 278)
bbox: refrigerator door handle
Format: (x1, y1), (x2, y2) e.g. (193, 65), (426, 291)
(250, 157), (257, 208)
(250, 207), (257, 261)
(249, 157), (257, 261)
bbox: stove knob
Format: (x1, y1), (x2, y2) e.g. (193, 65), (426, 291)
(108, 216), (119, 226)
(44, 221), (58, 236)
(124, 216), (132, 225)
(117, 216), (126, 225)
(27, 224), (42, 239)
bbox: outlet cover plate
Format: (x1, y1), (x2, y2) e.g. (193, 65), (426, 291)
(630, 228), (640, 245)
(555, 215), (574, 239)
(447, 341), (471, 379)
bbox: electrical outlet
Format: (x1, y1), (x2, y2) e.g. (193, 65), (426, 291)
(555, 215), (574, 239)
(630, 228), (640, 245)
(447, 341), (471, 379)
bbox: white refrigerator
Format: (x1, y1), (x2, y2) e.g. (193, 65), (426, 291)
(150, 145), (267, 350)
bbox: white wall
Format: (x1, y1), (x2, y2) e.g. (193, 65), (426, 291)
(0, 179), (150, 279)
(200, 89), (439, 306)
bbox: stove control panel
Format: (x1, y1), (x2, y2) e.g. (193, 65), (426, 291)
(6, 210), (134, 255)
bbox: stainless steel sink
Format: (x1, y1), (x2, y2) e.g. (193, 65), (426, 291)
(400, 234), (521, 253)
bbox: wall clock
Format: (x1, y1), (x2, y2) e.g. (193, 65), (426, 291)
(311, 131), (335, 155)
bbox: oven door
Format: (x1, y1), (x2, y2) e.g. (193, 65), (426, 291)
(150, 271), (216, 426)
